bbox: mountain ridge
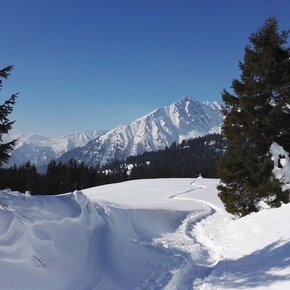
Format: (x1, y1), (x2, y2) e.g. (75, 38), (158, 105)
(6, 130), (106, 168)
(59, 97), (223, 167)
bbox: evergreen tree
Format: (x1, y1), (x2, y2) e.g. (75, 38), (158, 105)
(218, 18), (290, 216)
(0, 66), (17, 165)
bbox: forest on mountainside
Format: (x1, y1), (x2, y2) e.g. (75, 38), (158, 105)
(0, 134), (225, 195)
(105, 133), (225, 179)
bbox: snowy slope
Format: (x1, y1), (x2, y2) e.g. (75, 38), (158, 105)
(194, 205), (290, 290)
(59, 97), (223, 167)
(1, 178), (290, 289)
(6, 130), (106, 167)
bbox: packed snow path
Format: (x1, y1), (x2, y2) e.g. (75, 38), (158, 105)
(84, 178), (223, 289)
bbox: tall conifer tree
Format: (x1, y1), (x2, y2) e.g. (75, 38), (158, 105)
(0, 66), (17, 165)
(218, 18), (290, 216)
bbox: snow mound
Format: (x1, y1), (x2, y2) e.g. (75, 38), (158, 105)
(0, 190), (103, 290)
(271, 142), (290, 191)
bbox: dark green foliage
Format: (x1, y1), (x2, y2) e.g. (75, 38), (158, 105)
(104, 133), (226, 179)
(218, 18), (290, 216)
(0, 159), (127, 195)
(0, 66), (17, 165)
(0, 162), (39, 193)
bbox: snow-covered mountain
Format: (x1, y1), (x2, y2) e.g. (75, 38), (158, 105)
(59, 97), (223, 167)
(6, 131), (106, 168)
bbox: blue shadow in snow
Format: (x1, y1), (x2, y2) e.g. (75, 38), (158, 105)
(211, 240), (290, 288)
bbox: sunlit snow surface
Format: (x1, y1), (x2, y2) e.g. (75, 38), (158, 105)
(0, 178), (290, 289)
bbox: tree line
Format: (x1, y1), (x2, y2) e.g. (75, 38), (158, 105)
(0, 159), (126, 195)
(0, 134), (225, 194)
(104, 133), (225, 179)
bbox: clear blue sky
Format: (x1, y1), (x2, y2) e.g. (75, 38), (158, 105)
(1, 0), (290, 137)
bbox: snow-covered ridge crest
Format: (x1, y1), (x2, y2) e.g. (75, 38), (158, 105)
(59, 97), (223, 167)
(6, 130), (106, 168)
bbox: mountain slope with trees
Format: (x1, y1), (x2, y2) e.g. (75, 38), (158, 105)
(59, 97), (222, 167)
(104, 133), (225, 179)
(0, 134), (225, 194)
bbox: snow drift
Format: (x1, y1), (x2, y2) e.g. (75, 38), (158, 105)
(0, 190), (103, 289)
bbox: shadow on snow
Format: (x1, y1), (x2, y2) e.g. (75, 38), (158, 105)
(209, 240), (290, 288)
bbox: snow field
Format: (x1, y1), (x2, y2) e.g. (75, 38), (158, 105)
(194, 205), (290, 290)
(0, 178), (290, 289)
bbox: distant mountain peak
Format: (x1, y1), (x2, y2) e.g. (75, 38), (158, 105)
(179, 96), (197, 101)
(24, 134), (50, 143)
(59, 97), (223, 167)
(6, 130), (106, 168)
